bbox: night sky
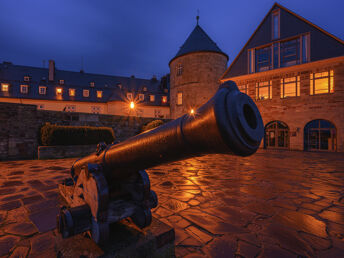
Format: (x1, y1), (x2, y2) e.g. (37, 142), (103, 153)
(1, 0), (343, 79)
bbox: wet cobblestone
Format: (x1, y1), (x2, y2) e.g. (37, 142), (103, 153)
(0, 150), (343, 257)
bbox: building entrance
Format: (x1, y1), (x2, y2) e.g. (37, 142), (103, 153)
(265, 121), (289, 148)
(304, 120), (336, 151)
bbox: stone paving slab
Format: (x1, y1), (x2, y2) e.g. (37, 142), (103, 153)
(0, 150), (344, 257)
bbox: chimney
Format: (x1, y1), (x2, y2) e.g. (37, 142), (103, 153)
(49, 60), (55, 81)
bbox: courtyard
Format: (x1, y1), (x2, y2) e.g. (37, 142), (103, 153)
(0, 150), (343, 257)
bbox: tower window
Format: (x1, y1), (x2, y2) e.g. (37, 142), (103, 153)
(177, 92), (183, 105)
(162, 96), (167, 103)
(24, 76), (30, 82)
(90, 82), (95, 87)
(97, 91), (102, 98)
(59, 80), (65, 85)
(177, 64), (183, 76)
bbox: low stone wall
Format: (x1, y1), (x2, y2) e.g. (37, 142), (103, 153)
(0, 102), (169, 160)
(38, 144), (97, 160)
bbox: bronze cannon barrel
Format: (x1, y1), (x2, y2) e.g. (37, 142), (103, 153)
(71, 81), (264, 180)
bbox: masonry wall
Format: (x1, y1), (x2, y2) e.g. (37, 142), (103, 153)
(0, 102), (168, 160)
(169, 52), (227, 119)
(222, 57), (344, 152)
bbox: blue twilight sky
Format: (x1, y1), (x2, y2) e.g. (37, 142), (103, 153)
(0, 0), (343, 79)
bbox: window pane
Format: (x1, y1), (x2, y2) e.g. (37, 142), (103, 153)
(284, 83), (296, 97)
(272, 13), (279, 39)
(259, 86), (269, 100)
(280, 38), (300, 67)
(314, 78), (329, 94)
(255, 46), (272, 72)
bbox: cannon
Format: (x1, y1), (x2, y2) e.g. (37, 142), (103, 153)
(56, 81), (264, 244)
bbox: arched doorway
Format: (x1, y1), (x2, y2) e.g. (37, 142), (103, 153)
(265, 121), (289, 149)
(304, 120), (337, 151)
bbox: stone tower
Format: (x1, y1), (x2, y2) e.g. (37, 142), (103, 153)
(169, 20), (228, 119)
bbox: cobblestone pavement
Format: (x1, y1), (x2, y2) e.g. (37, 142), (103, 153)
(0, 150), (343, 257)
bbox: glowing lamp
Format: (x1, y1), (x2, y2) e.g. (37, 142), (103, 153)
(190, 109), (194, 115)
(130, 101), (135, 109)
(56, 88), (63, 95)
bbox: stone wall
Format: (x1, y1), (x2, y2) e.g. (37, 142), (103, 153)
(0, 102), (167, 160)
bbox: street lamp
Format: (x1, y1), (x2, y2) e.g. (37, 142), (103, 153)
(190, 109), (194, 115)
(130, 101), (135, 109)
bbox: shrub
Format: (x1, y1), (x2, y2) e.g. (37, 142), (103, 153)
(40, 123), (115, 146)
(141, 120), (164, 132)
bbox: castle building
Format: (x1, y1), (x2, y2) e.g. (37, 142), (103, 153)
(1, 3), (343, 152)
(0, 60), (170, 119)
(220, 3), (344, 152)
(169, 20), (228, 119)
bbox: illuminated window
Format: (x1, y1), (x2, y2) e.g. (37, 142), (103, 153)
(177, 92), (182, 105)
(20, 85), (29, 94)
(97, 91), (102, 98)
(138, 94), (144, 101)
(91, 106), (101, 114)
(59, 80), (64, 85)
(127, 92), (133, 100)
(272, 10), (280, 40)
(143, 86), (147, 92)
(177, 64), (183, 76)
(65, 105), (76, 112)
(1, 83), (9, 92)
(117, 83), (122, 89)
(90, 82), (95, 87)
(83, 89), (89, 97)
(69, 88), (75, 96)
(238, 84), (248, 94)
(310, 70), (334, 95)
(255, 81), (272, 100)
(39, 86), (46, 95)
(150, 95), (155, 102)
(280, 76), (300, 98)
(56, 87), (63, 96)
(162, 96), (167, 103)
(24, 76), (30, 82)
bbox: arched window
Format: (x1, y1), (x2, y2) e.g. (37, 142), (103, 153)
(304, 120), (336, 151)
(264, 121), (289, 148)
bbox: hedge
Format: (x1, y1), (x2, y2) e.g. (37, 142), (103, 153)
(40, 123), (115, 146)
(141, 120), (164, 132)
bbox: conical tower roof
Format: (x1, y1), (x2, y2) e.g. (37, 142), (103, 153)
(170, 24), (228, 64)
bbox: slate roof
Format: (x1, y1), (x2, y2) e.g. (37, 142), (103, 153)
(0, 62), (169, 106)
(170, 25), (228, 64)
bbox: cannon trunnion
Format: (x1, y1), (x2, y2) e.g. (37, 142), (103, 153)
(57, 81), (264, 244)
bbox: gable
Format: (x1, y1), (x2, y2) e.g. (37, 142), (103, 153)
(222, 3), (344, 79)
